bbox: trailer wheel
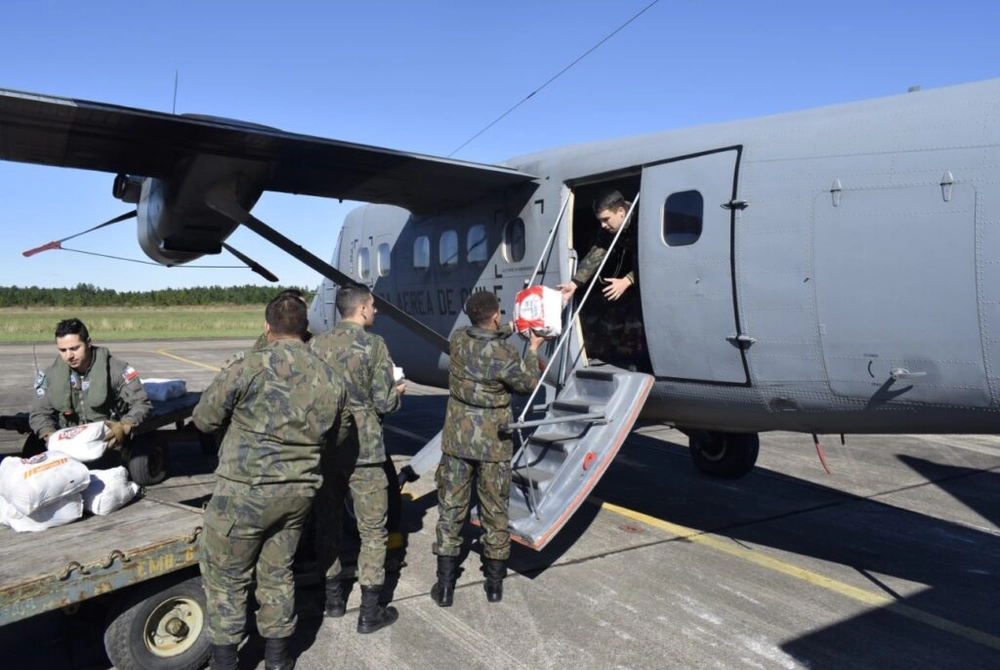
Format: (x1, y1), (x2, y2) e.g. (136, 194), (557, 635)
(127, 433), (169, 486)
(689, 431), (759, 479)
(104, 575), (210, 670)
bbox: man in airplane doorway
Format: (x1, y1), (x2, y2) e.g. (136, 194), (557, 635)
(310, 283), (406, 634)
(556, 190), (647, 368)
(430, 291), (545, 607)
(557, 189), (637, 305)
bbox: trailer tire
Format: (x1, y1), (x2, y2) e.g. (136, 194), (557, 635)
(689, 431), (759, 479)
(128, 433), (169, 486)
(104, 575), (210, 670)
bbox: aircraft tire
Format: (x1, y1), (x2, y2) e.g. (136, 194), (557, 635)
(689, 431), (759, 479)
(103, 573), (210, 670)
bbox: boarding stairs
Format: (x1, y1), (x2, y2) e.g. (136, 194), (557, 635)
(405, 193), (653, 550)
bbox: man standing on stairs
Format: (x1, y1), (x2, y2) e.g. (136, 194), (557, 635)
(431, 291), (546, 607)
(310, 284), (406, 634)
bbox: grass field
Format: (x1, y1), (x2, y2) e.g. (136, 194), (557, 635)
(0, 306), (267, 343)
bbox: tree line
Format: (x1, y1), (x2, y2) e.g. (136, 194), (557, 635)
(0, 284), (312, 308)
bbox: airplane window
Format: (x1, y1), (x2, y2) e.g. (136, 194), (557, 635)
(358, 247), (371, 279)
(664, 190), (703, 246)
(413, 236), (430, 270)
(440, 230), (459, 268)
(377, 243), (391, 277)
(502, 217), (525, 262)
(467, 224), (488, 263)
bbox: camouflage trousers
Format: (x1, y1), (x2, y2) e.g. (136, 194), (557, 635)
(315, 453), (388, 587)
(199, 490), (312, 644)
(434, 454), (511, 561)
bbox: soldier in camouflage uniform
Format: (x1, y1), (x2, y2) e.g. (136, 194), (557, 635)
(193, 294), (348, 670)
(28, 318), (151, 455)
(556, 190), (649, 369)
(310, 284), (405, 634)
(431, 291), (545, 606)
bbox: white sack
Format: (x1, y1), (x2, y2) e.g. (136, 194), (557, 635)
(2, 494), (84, 532)
(514, 285), (563, 338)
(0, 451), (91, 515)
(83, 467), (141, 516)
(47, 422), (107, 462)
(142, 378), (187, 402)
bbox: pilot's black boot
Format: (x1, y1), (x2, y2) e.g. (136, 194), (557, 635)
(483, 558), (507, 603)
(263, 636), (294, 670)
(323, 577), (346, 618)
(210, 643), (239, 670)
(356, 585), (398, 634)
(430, 555), (458, 607)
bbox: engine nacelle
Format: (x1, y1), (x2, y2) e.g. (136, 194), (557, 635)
(112, 173), (143, 204)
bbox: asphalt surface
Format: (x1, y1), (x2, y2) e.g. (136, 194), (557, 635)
(1, 339), (998, 669)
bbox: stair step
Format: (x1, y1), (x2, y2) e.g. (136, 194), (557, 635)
(528, 431), (581, 447)
(552, 399), (605, 414)
(575, 368), (617, 382)
(512, 466), (555, 485)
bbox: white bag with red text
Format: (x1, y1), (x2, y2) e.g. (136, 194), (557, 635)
(0, 451), (91, 515)
(83, 466), (141, 516)
(1, 493), (84, 532)
(514, 285), (563, 338)
(46, 421), (107, 462)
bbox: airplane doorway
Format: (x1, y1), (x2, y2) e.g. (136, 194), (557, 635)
(568, 177), (651, 372)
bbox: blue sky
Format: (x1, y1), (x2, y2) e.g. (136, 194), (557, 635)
(1, 0), (998, 292)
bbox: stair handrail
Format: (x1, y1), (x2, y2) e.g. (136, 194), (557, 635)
(509, 194), (639, 518)
(523, 192), (572, 291)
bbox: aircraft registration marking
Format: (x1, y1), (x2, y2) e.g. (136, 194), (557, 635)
(600, 501), (1000, 652)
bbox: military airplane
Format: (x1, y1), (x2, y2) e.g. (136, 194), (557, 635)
(3, 78), (1000, 550)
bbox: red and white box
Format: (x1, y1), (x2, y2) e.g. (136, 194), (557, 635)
(514, 286), (563, 338)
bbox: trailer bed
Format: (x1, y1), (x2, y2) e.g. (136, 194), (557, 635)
(0, 443), (214, 625)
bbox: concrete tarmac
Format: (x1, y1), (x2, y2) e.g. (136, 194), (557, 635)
(1, 339), (998, 669)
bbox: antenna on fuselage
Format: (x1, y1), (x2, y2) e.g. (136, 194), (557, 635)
(172, 70), (179, 114)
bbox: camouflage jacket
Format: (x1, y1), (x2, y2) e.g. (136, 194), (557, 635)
(193, 338), (348, 496)
(29, 346), (152, 436)
(309, 322), (400, 465)
(442, 326), (540, 462)
(572, 225), (637, 288)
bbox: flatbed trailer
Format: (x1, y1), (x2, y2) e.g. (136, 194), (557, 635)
(0, 392), (216, 670)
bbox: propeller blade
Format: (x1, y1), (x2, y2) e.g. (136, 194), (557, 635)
(22, 210), (137, 257)
(222, 243), (280, 282)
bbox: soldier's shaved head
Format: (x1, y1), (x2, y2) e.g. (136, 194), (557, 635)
(336, 284), (372, 318)
(266, 294), (308, 338)
(464, 291), (500, 327)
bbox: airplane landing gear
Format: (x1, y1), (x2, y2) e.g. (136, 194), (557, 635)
(687, 430), (759, 479)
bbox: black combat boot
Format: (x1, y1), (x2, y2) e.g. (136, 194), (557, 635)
(263, 636), (295, 670)
(430, 555), (458, 607)
(209, 643), (239, 670)
(356, 585), (399, 634)
(482, 558), (507, 603)
(324, 577), (346, 618)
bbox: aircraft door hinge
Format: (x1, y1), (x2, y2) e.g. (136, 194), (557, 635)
(940, 171), (954, 202)
(722, 199), (748, 211)
(726, 333), (756, 350)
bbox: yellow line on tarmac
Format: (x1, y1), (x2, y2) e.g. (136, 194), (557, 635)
(155, 349), (221, 372)
(601, 501), (1000, 652)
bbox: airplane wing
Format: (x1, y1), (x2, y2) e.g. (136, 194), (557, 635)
(0, 88), (536, 213)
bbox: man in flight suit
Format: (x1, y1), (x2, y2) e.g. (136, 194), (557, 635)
(194, 294), (348, 670)
(431, 291), (545, 606)
(310, 284), (405, 634)
(28, 318), (151, 455)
